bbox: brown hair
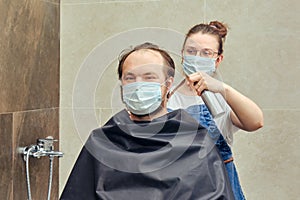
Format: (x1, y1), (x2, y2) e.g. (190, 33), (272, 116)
(118, 42), (175, 80)
(183, 21), (228, 55)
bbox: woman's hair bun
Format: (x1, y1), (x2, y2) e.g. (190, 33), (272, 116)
(209, 21), (228, 39)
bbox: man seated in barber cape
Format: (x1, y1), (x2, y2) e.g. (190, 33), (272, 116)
(60, 42), (234, 200)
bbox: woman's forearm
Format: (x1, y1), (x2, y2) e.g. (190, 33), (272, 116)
(221, 83), (264, 131)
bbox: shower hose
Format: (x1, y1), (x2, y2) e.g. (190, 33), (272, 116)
(25, 147), (54, 200)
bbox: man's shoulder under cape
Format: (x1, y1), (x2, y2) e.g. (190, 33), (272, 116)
(60, 109), (234, 200)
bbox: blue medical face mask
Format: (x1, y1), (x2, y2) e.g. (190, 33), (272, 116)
(122, 81), (163, 116)
(182, 55), (217, 76)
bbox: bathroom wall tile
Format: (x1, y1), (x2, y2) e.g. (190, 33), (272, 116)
(233, 110), (300, 200)
(218, 32), (299, 110)
(205, 0), (300, 110)
(0, 114), (13, 200)
(13, 108), (59, 200)
(205, 0), (299, 33)
(235, 34), (299, 109)
(240, 0), (298, 34)
(0, 0), (59, 113)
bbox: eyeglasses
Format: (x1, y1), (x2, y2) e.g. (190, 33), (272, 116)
(184, 47), (219, 58)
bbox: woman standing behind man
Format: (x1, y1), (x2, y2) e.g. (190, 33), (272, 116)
(167, 21), (264, 199)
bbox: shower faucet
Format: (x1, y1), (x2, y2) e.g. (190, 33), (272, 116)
(20, 136), (64, 161)
(34, 136), (63, 158)
(20, 136), (63, 200)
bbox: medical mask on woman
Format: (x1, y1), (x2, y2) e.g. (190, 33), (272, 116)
(122, 81), (163, 115)
(182, 55), (216, 76)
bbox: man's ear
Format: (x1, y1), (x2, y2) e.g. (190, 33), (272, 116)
(166, 77), (174, 89)
(215, 54), (224, 68)
(165, 77), (174, 100)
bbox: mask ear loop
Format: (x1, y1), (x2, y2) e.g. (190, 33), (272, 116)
(166, 78), (185, 100)
(120, 84), (134, 117)
(119, 84), (125, 103)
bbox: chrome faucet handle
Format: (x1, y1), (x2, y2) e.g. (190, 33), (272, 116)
(37, 136), (58, 152)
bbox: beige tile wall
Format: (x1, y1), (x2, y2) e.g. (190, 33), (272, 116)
(60, 0), (300, 199)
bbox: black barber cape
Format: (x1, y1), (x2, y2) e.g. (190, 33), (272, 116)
(60, 109), (234, 200)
